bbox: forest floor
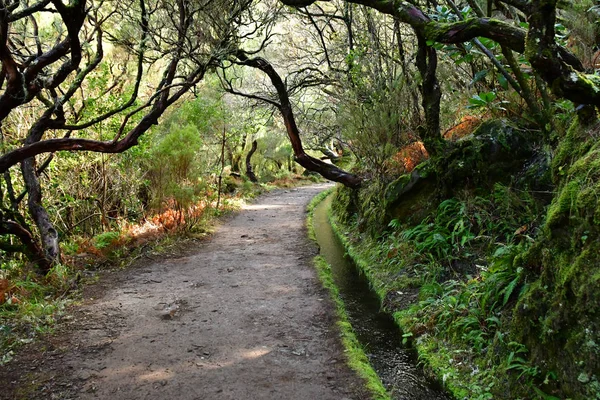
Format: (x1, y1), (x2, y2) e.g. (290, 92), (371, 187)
(1, 184), (369, 400)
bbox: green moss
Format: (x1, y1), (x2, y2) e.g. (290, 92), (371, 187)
(423, 18), (515, 45)
(312, 256), (390, 400)
(545, 178), (579, 229)
(306, 187), (335, 241)
(551, 115), (594, 181)
(307, 191), (390, 400)
(384, 174), (412, 206)
(512, 117), (600, 399)
(331, 184), (357, 225)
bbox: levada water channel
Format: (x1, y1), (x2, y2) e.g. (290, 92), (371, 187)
(312, 194), (451, 400)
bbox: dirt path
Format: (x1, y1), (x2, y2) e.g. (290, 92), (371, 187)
(2, 184), (369, 400)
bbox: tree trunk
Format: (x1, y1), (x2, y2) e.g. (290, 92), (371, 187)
(394, 19), (420, 126)
(246, 140), (259, 183)
(0, 218), (50, 273)
(226, 144), (237, 173)
(217, 124), (227, 209)
(20, 157), (60, 272)
(0, 172), (50, 273)
(415, 34), (444, 157)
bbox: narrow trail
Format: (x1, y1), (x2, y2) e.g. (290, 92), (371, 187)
(3, 184), (368, 400)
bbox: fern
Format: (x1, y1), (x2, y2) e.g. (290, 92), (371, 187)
(501, 273), (521, 306)
(92, 231), (120, 249)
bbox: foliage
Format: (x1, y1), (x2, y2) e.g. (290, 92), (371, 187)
(146, 123), (204, 213)
(397, 199), (475, 261)
(92, 231), (121, 250)
(0, 269), (70, 364)
(467, 92), (510, 116)
(329, 175), (548, 397)
(338, 78), (419, 177)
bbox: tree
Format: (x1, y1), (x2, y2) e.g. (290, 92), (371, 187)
(5, 0), (597, 273)
(0, 0), (252, 272)
(232, 51), (363, 187)
(276, 0), (598, 154)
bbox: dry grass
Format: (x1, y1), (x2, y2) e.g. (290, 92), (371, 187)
(443, 115), (482, 141)
(385, 141), (429, 175)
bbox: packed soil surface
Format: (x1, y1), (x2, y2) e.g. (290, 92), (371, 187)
(1, 184), (369, 400)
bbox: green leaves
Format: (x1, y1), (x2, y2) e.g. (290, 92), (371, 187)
(400, 198), (476, 261)
(496, 73), (509, 90)
(468, 91), (497, 108)
(470, 69), (488, 86)
(467, 91), (510, 114)
(429, 5), (472, 23)
(92, 231), (121, 249)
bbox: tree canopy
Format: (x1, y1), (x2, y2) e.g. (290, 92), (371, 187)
(1, 0), (598, 278)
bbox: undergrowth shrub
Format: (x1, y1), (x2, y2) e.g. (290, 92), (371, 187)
(338, 77), (420, 177)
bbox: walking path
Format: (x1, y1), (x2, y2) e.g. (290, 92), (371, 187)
(1, 184), (367, 400)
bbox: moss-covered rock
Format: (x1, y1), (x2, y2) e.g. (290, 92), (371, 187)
(384, 161), (437, 224)
(435, 119), (535, 194)
(384, 119), (537, 225)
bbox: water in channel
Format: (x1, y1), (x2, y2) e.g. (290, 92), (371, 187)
(313, 195), (451, 400)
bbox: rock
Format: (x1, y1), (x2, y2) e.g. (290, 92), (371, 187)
(160, 305), (178, 319)
(78, 370), (91, 380)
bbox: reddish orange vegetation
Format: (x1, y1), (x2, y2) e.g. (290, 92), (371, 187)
(386, 141), (429, 175)
(0, 278), (20, 305)
(64, 200), (213, 265)
(72, 239), (105, 257)
(148, 201), (207, 231)
(0, 278), (9, 304)
(443, 115), (482, 141)
(121, 201), (209, 243)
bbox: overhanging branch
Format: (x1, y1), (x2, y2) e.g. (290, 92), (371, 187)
(234, 51), (362, 188)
